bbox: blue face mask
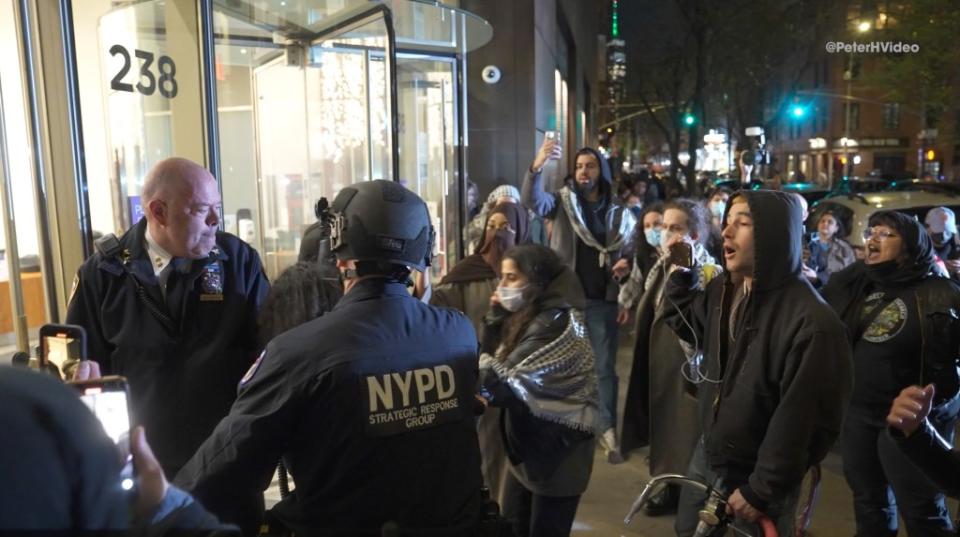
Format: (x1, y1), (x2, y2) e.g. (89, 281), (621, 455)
(645, 227), (662, 248)
(710, 201), (726, 219)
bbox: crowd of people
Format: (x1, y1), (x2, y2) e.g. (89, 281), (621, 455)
(2, 143), (960, 537)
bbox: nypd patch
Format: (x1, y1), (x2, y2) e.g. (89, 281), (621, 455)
(362, 365), (463, 437)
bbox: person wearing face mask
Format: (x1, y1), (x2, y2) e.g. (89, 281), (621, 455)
(823, 210), (960, 537)
(478, 244), (597, 537)
(521, 137), (637, 463)
(622, 200), (722, 515)
(802, 210), (855, 287)
(925, 206), (960, 280)
(464, 185), (547, 255)
(703, 187), (732, 261)
(432, 202), (530, 504)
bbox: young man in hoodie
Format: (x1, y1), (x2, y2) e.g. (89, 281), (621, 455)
(664, 190), (853, 535)
(522, 136), (637, 463)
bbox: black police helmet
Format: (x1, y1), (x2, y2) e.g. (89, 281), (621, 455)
(329, 180), (435, 272)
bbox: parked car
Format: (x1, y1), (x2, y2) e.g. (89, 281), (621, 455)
(808, 190), (960, 258)
(782, 182), (832, 205)
(888, 178), (960, 196)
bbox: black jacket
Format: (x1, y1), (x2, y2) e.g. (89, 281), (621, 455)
(66, 219), (270, 475)
(891, 421), (960, 498)
(0, 366), (233, 534)
(664, 190), (853, 511)
(478, 267), (594, 495)
(823, 262), (960, 422)
(175, 279), (483, 536)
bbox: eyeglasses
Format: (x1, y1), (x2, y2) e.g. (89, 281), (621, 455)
(862, 228), (899, 241)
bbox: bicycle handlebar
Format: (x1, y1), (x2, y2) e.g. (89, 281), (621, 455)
(624, 473), (779, 537)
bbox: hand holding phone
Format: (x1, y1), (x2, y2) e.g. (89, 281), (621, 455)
(70, 376), (136, 495)
(39, 323), (87, 375)
(668, 242), (694, 269)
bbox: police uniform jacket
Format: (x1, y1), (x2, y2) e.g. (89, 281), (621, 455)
(66, 218), (269, 475)
(175, 278), (484, 536)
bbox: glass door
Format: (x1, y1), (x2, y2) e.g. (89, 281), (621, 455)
(396, 54), (457, 280)
(0, 0), (52, 356)
(215, 7), (393, 279)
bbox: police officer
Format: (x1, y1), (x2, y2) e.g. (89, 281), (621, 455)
(66, 157), (270, 477)
(174, 180), (484, 536)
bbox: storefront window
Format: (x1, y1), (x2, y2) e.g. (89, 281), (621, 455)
(0, 0), (51, 348)
(72, 0), (208, 238)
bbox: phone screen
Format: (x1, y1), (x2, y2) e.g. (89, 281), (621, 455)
(78, 385), (135, 491)
(42, 334), (82, 371)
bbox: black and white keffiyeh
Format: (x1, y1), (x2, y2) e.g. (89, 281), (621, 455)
(479, 310), (600, 434)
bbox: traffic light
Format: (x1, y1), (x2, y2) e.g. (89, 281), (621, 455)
(790, 105), (808, 119)
(683, 113), (696, 126)
(926, 149), (936, 161)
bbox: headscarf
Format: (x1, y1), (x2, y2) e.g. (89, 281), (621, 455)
(825, 210), (938, 339)
(440, 203), (528, 285)
(863, 210), (937, 285)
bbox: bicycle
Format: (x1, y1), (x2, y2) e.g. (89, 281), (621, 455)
(624, 473), (778, 537)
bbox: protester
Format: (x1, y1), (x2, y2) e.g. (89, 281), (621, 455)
(623, 199), (721, 516)
(617, 202), (665, 454)
(926, 206), (960, 279)
(666, 191), (852, 536)
(703, 187), (732, 260)
(465, 185), (546, 254)
(521, 137), (636, 463)
(478, 244), (598, 537)
(432, 202), (530, 504)
(888, 385), (960, 498)
(802, 210), (856, 287)
(823, 210), (960, 537)
(258, 262), (342, 347)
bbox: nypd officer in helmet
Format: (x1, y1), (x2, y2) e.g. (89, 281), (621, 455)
(175, 180), (484, 536)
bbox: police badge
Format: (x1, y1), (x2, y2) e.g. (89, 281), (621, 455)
(199, 260), (224, 301)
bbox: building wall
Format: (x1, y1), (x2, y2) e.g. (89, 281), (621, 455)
(772, 45), (958, 184)
(460, 0), (602, 199)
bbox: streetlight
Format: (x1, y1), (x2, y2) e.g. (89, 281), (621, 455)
(857, 21), (871, 33)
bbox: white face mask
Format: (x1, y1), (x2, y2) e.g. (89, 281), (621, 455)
(497, 285), (529, 312)
(710, 201), (726, 219)
(645, 227), (662, 248)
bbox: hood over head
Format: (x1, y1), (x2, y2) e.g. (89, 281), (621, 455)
(724, 190), (803, 292)
(574, 147), (614, 199)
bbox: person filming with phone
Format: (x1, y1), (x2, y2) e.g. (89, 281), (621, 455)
(521, 135), (636, 463)
(65, 157), (270, 479)
(620, 199), (722, 516)
(664, 191), (852, 536)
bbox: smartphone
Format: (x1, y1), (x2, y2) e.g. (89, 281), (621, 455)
(545, 131), (556, 140)
(70, 376), (136, 493)
(38, 323), (87, 372)
(668, 242), (694, 269)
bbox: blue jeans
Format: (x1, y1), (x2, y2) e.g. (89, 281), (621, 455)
(676, 438), (801, 537)
(584, 300), (619, 432)
(841, 410), (955, 537)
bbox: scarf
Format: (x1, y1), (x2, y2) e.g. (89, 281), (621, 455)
(441, 204), (529, 285)
(479, 310), (600, 434)
(559, 187), (633, 268)
(828, 210), (938, 337)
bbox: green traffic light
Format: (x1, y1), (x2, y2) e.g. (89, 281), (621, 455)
(683, 114), (695, 126)
(791, 105), (807, 119)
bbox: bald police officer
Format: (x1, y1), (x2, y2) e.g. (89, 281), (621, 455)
(66, 157), (270, 477)
(175, 180), (483, 536)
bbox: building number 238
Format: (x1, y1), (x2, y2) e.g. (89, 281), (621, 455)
(109, 44), (178, 99)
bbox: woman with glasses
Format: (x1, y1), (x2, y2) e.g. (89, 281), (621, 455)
(802, 210), (856, 286)
(478, 244), (597, 537)
(823, 210), (960, 537)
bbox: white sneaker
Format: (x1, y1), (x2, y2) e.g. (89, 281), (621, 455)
(601, 428), (624, 464)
